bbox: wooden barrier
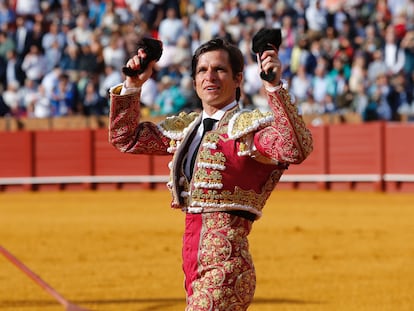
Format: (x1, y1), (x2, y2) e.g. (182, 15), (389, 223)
(0, 122), (413, 193)
(93, 129), (153, 190)
(327, 122), (384, 191)
(384, 123), (414, 192)
(33, 130), (93, 191)
(0, 131), (33, 191)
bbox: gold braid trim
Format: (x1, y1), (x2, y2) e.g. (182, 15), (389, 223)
(158, 111), (199, 140)
(228, 109), (274, 139)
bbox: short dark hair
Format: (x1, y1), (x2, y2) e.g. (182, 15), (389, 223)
(191, 38), (244, 80)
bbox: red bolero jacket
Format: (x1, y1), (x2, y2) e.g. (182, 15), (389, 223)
(109, 84), (313, 220)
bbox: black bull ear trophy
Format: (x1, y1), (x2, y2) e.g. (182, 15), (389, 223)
(252, 28), (282, 82)
(122, 37), (163, 76)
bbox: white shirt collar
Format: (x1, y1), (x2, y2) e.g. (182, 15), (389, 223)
(201, 100), (238, 121)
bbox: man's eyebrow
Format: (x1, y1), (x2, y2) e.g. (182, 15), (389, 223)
(197, 63), (228, 70)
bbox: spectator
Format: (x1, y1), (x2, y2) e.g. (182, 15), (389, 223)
(290, 34), (310, 75)
(20, 78), (40, 114)
(152, 75), (186, 116)
(305, 0), (327, 40)
(100, 0), (122, 35)
(300, 91), (324, 116)
(4, 49), (25, 89)
(0, 93), (10, 116)
(0, 2), (15, 30)
(50, 73), (77, 116)
(291, 64), (312, 104)
(99, 64), (122, 99)
(81, 80), (103, 116)
(26, 84), (52, 118)
(103, 34), (127, 70)
(21, 45), (46, 84)
(157, 7), (184, 68)
(41, 66), (62, 99)
(311, 64), (330, 104)
(67, 13), (93, 46)
(367, 49), (387, 84)
(336, 82), (355, 115)
(383, 25), (405, 75)
(41, 21), (66, 57)
(138, 0), (164, 34)
(15, 0), (40, 16)
(60, 44), (80, 73)
(2, 81), (22, 116)
(361, 24), (383, 58)
(388, 72), (410, 121)
(367, 73), (392, 121)
(353, 82), (370, 117)
(401, 29), (414, 78)
(0, 30), (15, 59)
(0, 0), (412, 124)
(12, 16), (34, 59)
(349, 51), (368, 94)
(88, 0), (107, 28)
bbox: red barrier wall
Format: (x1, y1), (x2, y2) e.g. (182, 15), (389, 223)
(0, 122), (413, 193)
(327, 122), (384, 191)
(151, 155), (172, 189)
(0, 131), (33, 191)
(34, 130), (93, 190)
(384, 123), (414, 192)
(93, 129), (153, 190)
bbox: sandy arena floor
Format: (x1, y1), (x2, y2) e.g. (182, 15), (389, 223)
(1, 190), (414, 311)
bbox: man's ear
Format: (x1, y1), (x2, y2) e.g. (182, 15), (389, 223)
(234, 72), (243, 87)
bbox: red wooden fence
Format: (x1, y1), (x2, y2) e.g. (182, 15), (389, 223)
(0, 122), (413, 192)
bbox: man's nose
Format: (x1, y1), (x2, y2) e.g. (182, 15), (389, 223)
(205, 68), (217, 80)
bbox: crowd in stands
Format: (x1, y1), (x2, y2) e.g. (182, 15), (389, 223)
(0, 0), (414, 124)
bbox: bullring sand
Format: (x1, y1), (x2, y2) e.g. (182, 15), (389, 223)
(1, 190), (414, 311)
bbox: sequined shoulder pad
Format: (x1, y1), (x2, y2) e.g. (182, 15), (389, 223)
(157, 111), (199, 140)
(228, 109), (274, 139)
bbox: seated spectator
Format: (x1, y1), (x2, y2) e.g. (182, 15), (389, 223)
(300, 92), (324, 115)
(2, 81), (22, 116)
(41, 21), (66, 59)
(99, 64), (122, 99)
(20, 78), (39, 114)
(0, 30), (15, 60)
(103, 34), (126, 70)
(67, 13), (93, 47)
(152, 75), (186, 116)
(50, 73), (77, 116)
(26, 84), (52, 118)
(81, 80), (104, 116)
(61, 44), (80, 73)
(0, 2), (15, 30)
(290, 64), (312, 104)
(0, 93), (10, 116)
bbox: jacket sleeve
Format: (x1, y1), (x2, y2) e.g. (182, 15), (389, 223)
(108, 84), (171, 155)
(254, 86), (313, 164)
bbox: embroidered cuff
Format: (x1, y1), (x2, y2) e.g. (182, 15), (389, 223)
(120, 81), (142, 95)
(264, 79), (286, 92)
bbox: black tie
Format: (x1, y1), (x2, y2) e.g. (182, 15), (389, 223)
(190, 118), (217, 177)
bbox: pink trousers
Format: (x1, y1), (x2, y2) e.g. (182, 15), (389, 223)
(182, 212), (256, 311)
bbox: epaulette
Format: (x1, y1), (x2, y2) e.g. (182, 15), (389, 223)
(228, 109), (274, 139)
(158, 111), (199, 140)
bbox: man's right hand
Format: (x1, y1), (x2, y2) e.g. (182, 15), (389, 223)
(123, 48), (156, 89)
